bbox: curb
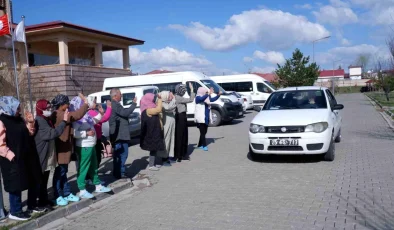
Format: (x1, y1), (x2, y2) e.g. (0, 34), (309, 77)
(10, 177), (150, 230)
(364, 94), (394, 130)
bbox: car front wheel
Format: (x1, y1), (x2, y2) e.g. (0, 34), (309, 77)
(335, 129), (341, 143)
(323, 134), (335, 161)
(249, 145), (259, 161)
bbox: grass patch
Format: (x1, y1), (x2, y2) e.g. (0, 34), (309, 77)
(334, 86), (363, 94)
(367, 92), (394, 107)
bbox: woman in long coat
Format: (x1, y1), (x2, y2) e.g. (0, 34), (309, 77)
(140, 93), (165, 171)
(174, 83), (195, 162)
(0, 96), (43, 221)
(156, 91), (176, 166)
(34, 99), (68, 207)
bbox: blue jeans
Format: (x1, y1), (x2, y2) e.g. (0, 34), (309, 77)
(113, 142), (129, 178)
(8, 186), (38, 215)
(52, 164), (71, 198)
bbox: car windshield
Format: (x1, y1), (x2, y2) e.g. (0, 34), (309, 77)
(201, 79), (227, 94)
(264, 81), (277, 90)
(263, 90), (327, 110)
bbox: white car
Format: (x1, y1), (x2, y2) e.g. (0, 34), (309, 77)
(228, 91), (253, 111)
(249, 86), (344, 161)
(240, 93), (254, 110)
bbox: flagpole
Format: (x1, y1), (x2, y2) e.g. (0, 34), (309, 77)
(21, 16), (33, 112)
(6, 0), (20, 100)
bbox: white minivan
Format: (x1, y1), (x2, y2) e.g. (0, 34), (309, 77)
(89, 86), (159, 138)
(210, 74), (276, 106)
(102, 71), (244, 127)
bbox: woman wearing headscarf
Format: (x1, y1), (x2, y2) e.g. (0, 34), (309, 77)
(85, 100), (112, 184)
(34, 99), (68, 208)
(50, 93), (88, 206)
(194, 87), (221, 151)
(156, 91), (176, 166)
(174, 83), (195, 162)
(0, 96), (43, 221)
(140, 93), (165, 171)
(70, 96), (111, 199)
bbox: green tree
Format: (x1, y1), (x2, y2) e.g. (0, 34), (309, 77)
(275, 49), (319, 87)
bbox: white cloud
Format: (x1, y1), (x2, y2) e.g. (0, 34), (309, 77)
(103, 47), (237, 75)
(313, 5), (358, 25)
(295, 4), (313, 9)
(169, 8), (330, 51)
(243, 57), (254, 63)
(253, 51), (286, 65)
(349, 0), (394, 25)
(341, 38), (351, 46)
(316, 44), (390, 66)
(251, 66), (276, 73)
(330, 0), (350, 8)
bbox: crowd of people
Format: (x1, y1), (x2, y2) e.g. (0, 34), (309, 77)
(0, 83), (221, 222)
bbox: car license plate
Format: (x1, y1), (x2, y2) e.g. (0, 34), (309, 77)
(239, 112), (243, 116)
(270, 139), (299, 146)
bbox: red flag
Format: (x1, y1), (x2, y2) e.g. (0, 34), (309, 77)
(0, 14), (10, 36)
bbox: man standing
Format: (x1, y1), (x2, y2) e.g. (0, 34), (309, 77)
(109, 88), (137, 179)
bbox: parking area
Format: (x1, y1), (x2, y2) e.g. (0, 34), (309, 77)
(43, 93), (394, 230)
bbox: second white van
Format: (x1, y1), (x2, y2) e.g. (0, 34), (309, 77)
(210, 74), (276, 106)
(89, 86), (159, 138)
(102, 71), (244, 127)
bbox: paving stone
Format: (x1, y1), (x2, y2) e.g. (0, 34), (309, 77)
(32, 94), (394, 230)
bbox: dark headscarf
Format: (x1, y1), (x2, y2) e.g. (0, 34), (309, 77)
(175, 84), (186, 96)
(51, 94), (69, 109)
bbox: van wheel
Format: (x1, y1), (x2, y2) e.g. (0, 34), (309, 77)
(323, 135), (335, 161)
(209, 109), (221, 127)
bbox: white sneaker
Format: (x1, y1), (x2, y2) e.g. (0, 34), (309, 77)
(148, 166), (160, 171)
(155, 165), (162, 168)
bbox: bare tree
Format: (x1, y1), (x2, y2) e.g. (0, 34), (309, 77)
(354, 54), (371, 78)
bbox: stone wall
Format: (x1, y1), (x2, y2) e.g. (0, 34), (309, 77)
(30, 64), (131, 99)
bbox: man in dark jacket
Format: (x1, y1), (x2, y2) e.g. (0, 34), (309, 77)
(109, 88), (137, 179)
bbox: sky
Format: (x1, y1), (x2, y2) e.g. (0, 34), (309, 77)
(12, 0), (394, 75)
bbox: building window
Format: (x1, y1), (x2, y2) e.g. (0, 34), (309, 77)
(28, 53), (59, 66)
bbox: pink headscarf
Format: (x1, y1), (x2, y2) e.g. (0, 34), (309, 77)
(197, 87), (210, 104)
(140, 93), (157, 113)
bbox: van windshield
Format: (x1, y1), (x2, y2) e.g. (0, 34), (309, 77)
(264, 81), (277, 90)
(201, 79), (227, 94)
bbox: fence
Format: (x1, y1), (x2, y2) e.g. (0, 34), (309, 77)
(314, 79), (369, 88)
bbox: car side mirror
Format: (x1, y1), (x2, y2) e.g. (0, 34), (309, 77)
(332, 104), (344, 110)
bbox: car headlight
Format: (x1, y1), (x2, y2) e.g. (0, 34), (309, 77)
(304, 122), (328, 133)
(250, 123), (265, 133)
(221, 98), (231, 103)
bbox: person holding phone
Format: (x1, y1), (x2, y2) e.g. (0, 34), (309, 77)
(70, 96), (112, 199)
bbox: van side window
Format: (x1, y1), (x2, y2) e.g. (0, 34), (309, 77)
(220, 82), (253, 92)
(123, 93), (136, 106)
(257, 83), (272, 93)
(101, 95), (111, 103)
(186, 81), (203, 95)
(154, 83), (180, 93)
(143, 89), (156, 95)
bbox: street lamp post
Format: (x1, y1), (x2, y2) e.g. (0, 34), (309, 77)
(332, 58), (343, 94)
(312, 36), (331, 63)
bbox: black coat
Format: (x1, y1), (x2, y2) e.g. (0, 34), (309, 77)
(0, 114), (42, 193)
(140, 110), (165, 152)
